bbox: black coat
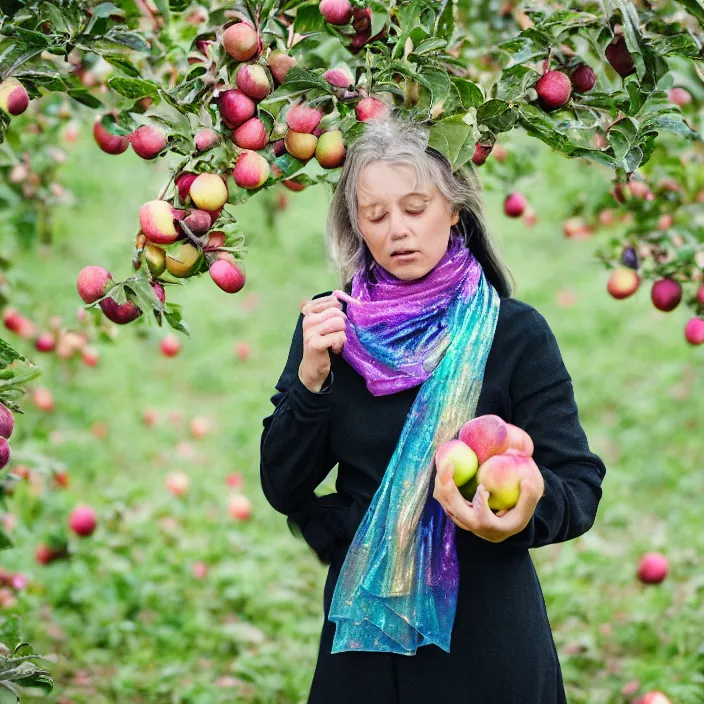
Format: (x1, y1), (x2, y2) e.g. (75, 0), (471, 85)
(260, 291), (607, 704)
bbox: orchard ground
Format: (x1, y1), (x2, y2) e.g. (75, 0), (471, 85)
(3, 132), (704, 703)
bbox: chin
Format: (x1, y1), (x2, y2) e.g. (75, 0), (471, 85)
(388, 264), (429, 281)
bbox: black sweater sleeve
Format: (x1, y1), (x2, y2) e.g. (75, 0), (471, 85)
(260, 308), (337, 516)
(501, 307), (606, 550)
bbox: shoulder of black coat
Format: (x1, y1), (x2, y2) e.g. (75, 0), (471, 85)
(497, 296), (548, 335)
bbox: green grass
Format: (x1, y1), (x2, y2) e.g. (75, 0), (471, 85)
(1, 130), (703, 704)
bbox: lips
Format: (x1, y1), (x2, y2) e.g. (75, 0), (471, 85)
(392, 250), (417, 256)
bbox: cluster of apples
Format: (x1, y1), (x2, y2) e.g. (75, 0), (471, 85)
(165, 470), (252, 520)
(139, 171), (246, 294)
(34, 505), (97, 565)
(2, 307), (99, 366)
(434, 414), (535, 511)
(607, 260), (704, 346)
(76, 264), (164, 324)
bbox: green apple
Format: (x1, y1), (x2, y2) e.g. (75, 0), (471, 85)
(434, 439), (479, 488)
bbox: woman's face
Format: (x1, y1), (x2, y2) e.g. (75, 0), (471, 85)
(356, 161), (460, 281)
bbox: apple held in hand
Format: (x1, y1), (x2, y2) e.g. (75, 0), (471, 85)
(434, 439), (479, 488)
(475, 452), (535, 511)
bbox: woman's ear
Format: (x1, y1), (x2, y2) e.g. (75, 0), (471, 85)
(451, 211), (460, 226)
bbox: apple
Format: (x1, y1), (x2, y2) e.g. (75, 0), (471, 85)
(504, 192), (527, 218)
(222, 22), (260, 62)
(637, 552), (668, 584)
(69, 505), (97, 537)
(33, 387), (55, 412)
(0, 78), (29, 116)
(267, 51), (296, 85)
(218, 89), (256, 129)
(166, 471), (190, 497)
(160, 335), (181, 357)
(315, 130), (346, 168)
(128, 124), (168, 160)
(235, 341), (251, 360)
(651, 279), (682, 312)
(210, 259), (246, 293)
(459, 414), (510, 464)
(77, 265), (113, 304)
(286, 103), (324, 133)
(228, 494), (252, 520)
(684, 318), (704, 346)
(81, 346), (99, 367)
(324, 67), (354, 88)
(320, 0), (353, 24)
(607, 267), (640, 299)
(434, 439), (479, 487)
(93, 117), (129, 154)
(235, 63), (271, 101)
(233, 150), (270, 189)
(190, 416), (212, 439)
(535, 70), (571, 111)
(355, 96), (389, 122)
(476, 452), (535, 511)
(139, 200), (180, 245)
(189, 173), (228, 211)
(284, 130), (318, 160)
(165, 243), (202, 278)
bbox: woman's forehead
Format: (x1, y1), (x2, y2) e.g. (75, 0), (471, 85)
(357, 162), (435, 203)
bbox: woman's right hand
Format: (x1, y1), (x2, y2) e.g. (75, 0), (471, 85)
(298, 294), (347, 392)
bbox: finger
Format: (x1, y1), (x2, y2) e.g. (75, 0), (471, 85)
(472, 485), (500, 529)
(496, 509), (508, 517)
(301, 295), (344, 316)
(329, 332), (347, 354)
(302, 307), (347, 332)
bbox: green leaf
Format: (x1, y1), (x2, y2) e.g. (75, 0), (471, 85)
(412, 37), (447, 55)
(152, 0), (170, 22)
(3, 27), (50, 50)
(0, 528), (11, 551)
(640, 111), (700, 139)
(493, 64), (539, 102)
(673, 0), (704, 29)
(651, 32), (702, 58)
(93, 2), (122, 18)
(477, 99), (510, 122)
(108, 76), (161, 101)
(419, 66), (451, 106)
(293, 2), (326, 34)
(105, 30), (150, 53)
(428, 115), (476, 170)
(435, 0), (455, 40)
(451, 78), (483, 108)
(369, 1), (389, 37)
(0, 616), (21, 649)
(101, 54), (141, 78)
(66, 88), (103, 109)
(497, 29), (549, 63)
(164, 303), (190, 336)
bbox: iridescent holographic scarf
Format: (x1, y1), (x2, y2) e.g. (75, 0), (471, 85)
(328, 230), (501, 655)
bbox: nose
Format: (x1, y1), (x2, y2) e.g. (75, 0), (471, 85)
(388, 205), (411, 239)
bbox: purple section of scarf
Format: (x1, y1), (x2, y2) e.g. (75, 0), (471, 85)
(336, 231), (476, 396)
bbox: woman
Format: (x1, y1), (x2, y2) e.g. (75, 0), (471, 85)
(260, 117), (606, 703)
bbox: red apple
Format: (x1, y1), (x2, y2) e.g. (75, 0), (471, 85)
(503, 192), (527, 218)
(607, 267), (640, 300)
(160, 334), (181, 357)
(637, 552), (668, 584)
(228, 494), (252, 520)
(650, 279), (682, 312)
(69, 505), (97, 537)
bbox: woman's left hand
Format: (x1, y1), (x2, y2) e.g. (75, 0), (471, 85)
(432, 457), (545, 543)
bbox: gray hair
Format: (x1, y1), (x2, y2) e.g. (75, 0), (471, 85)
(324, 116), (515, 298)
